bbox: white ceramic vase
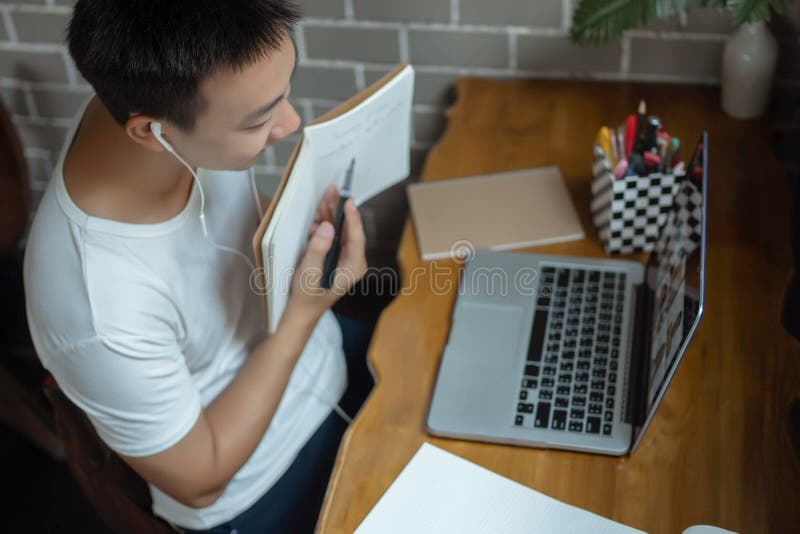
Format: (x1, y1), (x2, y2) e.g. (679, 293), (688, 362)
(721, 21), (779, 119)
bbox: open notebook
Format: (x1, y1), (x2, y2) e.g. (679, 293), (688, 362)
(356, 443), (736, 534)
(252, 64), (414, 332)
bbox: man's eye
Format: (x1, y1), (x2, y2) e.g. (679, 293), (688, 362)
(247, 119), (269, 130)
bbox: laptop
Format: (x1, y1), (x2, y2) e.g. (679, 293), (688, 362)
(427, 132), (708, 456)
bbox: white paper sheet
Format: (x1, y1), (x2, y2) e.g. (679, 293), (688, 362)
(355, 443), (646, 534)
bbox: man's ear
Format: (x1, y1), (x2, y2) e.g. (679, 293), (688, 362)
(125, 115), (168, 152)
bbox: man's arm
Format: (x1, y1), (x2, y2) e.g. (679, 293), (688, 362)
(122, 302), (321, 507)
(122, 189), (365, 508)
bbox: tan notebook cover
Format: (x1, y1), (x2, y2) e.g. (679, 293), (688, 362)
(407, 166), (584, 260)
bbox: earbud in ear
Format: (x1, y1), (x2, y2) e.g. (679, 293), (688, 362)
(150, 122), (175, 153)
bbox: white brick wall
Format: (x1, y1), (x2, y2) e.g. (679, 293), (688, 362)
(1, 0), (798, 247)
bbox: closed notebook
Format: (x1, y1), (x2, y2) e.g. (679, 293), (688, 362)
(407, 166), (584, 261)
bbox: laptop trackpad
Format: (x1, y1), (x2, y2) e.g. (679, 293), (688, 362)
(447, 302), (525, 370)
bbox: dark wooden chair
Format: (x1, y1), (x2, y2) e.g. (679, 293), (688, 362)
(0, 86), (28, 252)
(43, 377), (176, 534)
(0, 94), (64, 459)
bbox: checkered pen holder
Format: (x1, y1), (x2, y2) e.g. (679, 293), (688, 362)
(654, 178), (703, 261)
(590, 145), (684, 255)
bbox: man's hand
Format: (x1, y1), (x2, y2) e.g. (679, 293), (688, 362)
(288, 185), (367, 320)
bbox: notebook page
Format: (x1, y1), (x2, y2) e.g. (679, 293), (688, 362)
(303, 65), (414, 205)
(355, 443), (645, 534)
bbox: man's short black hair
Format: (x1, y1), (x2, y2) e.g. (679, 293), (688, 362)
(67, 0), (301, 131)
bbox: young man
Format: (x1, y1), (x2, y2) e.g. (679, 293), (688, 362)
(23, 1), (369, 532)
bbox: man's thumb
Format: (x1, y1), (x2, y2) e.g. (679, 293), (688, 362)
(303, 221), (334, 268)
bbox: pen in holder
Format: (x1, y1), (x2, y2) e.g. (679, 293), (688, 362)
(590, 145), (685, 255)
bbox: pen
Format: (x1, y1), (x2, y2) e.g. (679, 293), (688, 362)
(321, 157), (355, 289)
(633, 100), (647, 154)
(624, 114), (637, 157)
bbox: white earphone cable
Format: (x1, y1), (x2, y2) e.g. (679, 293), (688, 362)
(249, 167), (265, 221)
(155, 132), (256, 272)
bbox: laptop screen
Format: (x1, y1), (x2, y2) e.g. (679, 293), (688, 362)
(635, 133), (707, 446)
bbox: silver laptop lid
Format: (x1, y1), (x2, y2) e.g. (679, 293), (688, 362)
(630, 132), (708, 453)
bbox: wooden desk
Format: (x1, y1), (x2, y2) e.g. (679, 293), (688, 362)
(317, 79), (800, 534)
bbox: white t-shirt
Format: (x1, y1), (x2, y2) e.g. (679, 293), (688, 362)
(23, 95), (347, 530)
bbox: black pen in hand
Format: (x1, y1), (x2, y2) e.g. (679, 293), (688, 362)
(321, 158), (355, 289)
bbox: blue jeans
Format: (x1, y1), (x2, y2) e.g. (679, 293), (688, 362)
(180, 313), (376, 534)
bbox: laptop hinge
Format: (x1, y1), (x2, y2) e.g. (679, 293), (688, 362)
(624, 282), (650, 426)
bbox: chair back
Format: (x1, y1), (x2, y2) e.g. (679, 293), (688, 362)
(43, 377), (175, 534)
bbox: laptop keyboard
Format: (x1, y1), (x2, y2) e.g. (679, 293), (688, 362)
(514, 265), (626, 436)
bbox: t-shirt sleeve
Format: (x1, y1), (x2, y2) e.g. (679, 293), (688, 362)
(47, 334), (203, 458)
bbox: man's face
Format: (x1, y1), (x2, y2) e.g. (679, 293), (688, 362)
(165, 34), (301, 171)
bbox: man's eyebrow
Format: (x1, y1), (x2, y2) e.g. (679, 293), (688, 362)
(239, 91), (286, 127)
(238, 53), (298, 128)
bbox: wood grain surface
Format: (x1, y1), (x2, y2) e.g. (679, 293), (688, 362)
(316, 78), (800, 534)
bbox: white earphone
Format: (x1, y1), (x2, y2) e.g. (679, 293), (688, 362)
(150, 121), (255, 270)
(150, 121), (173, 151)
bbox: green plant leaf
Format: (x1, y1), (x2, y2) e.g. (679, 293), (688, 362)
(728, 0), (771, 22)
(729, 0), (790, 22)
(571, 0), (728, 45)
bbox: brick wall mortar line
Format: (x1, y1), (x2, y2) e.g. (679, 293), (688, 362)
(1, 8), (18, 43)
(0, 41), (65, 53)
(621, 34), (631, 75)
(508, 32), (517, 69)
(562, 0), (572, 31)
(3, 4), (71, 15)
(354, 63), (366, 91)
(13, 114), (72, 127)
(22, 86), (37, 116)
(398, 26), (409, 62)
(61, 48), (78, 85)
(302, 18), (567, 35)
(294, 24), (307, 61)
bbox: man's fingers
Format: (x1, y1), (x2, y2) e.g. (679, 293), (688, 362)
(325, 185), (339, 204)
(342, 199), (365, 249)
(300, 221), (334, 272)
(337, 199), (366, 280)
(325, 187), (339, 220)
(316, 200), (329, 224)
(316, 187), (337, 223)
